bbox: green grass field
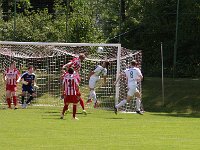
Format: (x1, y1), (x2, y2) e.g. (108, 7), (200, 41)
(1, 107), (200, 150)
(0, 77), (200, 150)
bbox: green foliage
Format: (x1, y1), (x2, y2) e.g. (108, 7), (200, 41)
(0, 0), (104, 42)
(0, 0), (200, 77)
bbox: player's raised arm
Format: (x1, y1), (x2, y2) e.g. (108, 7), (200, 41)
(62, 62), (72, 70)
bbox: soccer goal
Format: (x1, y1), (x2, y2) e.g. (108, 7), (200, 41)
(0, 41), (142, 111)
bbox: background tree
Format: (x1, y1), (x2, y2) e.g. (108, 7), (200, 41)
(0, 0), (199, 77)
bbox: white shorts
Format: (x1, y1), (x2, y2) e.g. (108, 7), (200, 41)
(89, 76), (99, 89)
(127, 85), (138, 96)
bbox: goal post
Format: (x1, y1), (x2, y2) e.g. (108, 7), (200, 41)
(0, 41), (142, 111)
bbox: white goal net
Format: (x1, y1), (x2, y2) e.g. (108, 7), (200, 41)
(0, 41), (142, 111)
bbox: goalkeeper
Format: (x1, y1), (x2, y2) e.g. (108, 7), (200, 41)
(17, 65), (38, 108)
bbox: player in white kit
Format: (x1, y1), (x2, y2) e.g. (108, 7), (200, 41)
(114, 60), (143, 115)
(87, 61), (110, 108)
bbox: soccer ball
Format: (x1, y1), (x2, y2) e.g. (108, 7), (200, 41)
(97, 47), (104, 53)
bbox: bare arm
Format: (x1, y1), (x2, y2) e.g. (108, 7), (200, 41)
(33, 76), (38, 88)
(139, 75), (143, 81)
(17, 76), (21, 83)
(62, 62), (72, 70)
(21, 78), (28, 85)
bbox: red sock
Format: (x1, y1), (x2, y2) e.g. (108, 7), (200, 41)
(13, 96), (17, 107)
(7, 98), (11, 108)
(73, 105), (77, 118)
(79, 97), (85, 110)
(62, 105), (68, 115)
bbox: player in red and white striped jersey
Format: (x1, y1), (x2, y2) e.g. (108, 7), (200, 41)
(62, 53), (86, 115)
(61, 68), (80, 120)
(3, 61), (20, 109)
(62, 54), (85, 72)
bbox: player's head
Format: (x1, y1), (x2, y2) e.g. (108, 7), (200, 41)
(102, 61), (110, 68)
(130, 60), (138, 67)
(10, 61), (16, 69)
(68, 67), (74, 74)
(28, 65), (34, 73)
(79, 53), (85, 61)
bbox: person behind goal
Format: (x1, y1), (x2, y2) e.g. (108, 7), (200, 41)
(62, 53), (86, 115)
(87, 61), (110, 108)
(61, 68), (80, 120)
(114, 60), (143, 115)
(3, 61), (20, 109)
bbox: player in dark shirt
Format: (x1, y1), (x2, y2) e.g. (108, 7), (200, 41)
(18, 65), (38, 108)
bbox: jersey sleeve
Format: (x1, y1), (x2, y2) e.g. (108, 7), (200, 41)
(32, 74), (36, 81)
(21, 72), (27, 79)
(123, 69), (128, 75)
(136, 68), (143, 77)
(94, 66), (100, 72)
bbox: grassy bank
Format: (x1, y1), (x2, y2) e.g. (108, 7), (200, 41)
(142, 77), (200, 112)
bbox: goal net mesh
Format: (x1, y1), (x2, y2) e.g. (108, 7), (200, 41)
(0, 42), (142, 111)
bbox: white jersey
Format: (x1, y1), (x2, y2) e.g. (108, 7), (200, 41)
(124, 67), (142, 87)
(91, 65), (107, 78)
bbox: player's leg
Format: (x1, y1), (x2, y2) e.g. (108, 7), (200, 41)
(21, 90), (26, 108)
(61, 97), (69, 119)
(79, 97), (87, 115)
(114, 87), (135, 114)
(77, 91), (86, 113)
(12, 92), (18, 109)
(72, 95), (79, 120)
(114, 95), (132, 115)
(72, 103), (78, 120)
(11, 86), (18, 109)
(134, 90), (143, 115)
(6, 89), (12, 109)
(26, 87), (35, 105)
(87, 77), (97, 104)
(79, 97), (85, 110)
(88, 77), (99, 107)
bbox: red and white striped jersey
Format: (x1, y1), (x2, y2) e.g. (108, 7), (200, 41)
(61, 71), (80, 83)
(63, 73), (79, 95)
(4, 68), (20, 86)
(68, 57), (81, 72)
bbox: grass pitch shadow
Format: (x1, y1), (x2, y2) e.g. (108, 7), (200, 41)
(152, 113), (200, 118)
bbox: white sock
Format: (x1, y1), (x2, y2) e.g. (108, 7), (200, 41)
(92, 90), (97, 103)
(115, 99), (127, 109)
(136, 98), (141, 111)
(88, 90), (93, 99)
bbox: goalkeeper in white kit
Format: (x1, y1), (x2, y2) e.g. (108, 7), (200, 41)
(114, 60), (143, 115)
(87, 61), (110, 108)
